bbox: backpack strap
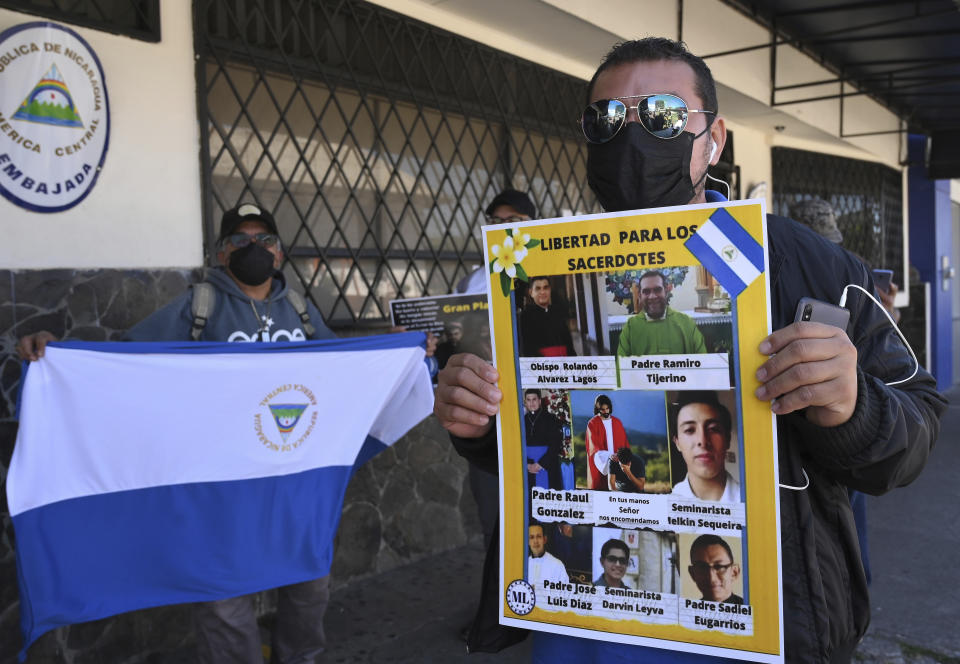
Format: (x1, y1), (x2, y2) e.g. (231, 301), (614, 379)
(285, 290), (316, 339)
(190, 282), (216, 341)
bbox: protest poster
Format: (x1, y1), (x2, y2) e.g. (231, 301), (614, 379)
(484, 200), (783, 662)
(390, 293), (491, 369)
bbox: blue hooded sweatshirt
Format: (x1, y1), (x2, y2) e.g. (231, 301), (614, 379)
(125, 267), (335, 343)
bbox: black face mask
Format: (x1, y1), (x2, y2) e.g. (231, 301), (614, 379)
(587, 122), (708, 212)
(228, 243), (276, 286)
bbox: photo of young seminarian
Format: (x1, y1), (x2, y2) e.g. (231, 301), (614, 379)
(591, 527), (680, 594)
(667, 390), (742, 504)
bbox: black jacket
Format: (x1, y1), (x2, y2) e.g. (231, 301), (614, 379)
(519, 302), (576, 357)
(451, 215), (947, 663)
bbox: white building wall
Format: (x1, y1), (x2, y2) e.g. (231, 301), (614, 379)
(370, 0), (905, 180)
(0, 5), (203, 269)
(0, 1), (913, 268)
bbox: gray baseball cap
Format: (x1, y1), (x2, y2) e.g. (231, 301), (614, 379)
(790, 198), (842, 244)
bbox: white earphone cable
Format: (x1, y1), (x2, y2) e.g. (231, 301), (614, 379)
(838, 284), (919, 386)
(705, 172), (731, 201)
(779, 283), (917, 491)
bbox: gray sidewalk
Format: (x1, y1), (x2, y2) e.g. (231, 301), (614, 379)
(320, 542), (530, 664)
(320, 387), (959, 664)
(855, 385), (960, 664)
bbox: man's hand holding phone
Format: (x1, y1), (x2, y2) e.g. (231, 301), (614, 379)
(754, 299), (858, 428)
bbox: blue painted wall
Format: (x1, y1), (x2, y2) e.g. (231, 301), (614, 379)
(908, 135), (953, 389)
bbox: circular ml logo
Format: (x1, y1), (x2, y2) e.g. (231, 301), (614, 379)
(0, 22), (110, 212)
(506, 579), (536, 615)
(254, 384), (319, 452)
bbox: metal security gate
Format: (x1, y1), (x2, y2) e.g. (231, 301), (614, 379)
(194, 0), (599, 327)
(772, 147), (904, 283)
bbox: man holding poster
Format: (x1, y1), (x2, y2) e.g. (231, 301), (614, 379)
(435, 36), (945, 664)
(18, 204), (338, 664)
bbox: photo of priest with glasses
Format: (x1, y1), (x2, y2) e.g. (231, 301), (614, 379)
(684, 534), (744, 605)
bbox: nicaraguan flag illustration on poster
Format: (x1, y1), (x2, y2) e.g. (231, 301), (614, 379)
(684, 207), (765, 297)
(7, 334), (433, 660)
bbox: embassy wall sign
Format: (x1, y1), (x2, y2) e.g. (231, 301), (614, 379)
(0, 22), (109, 212)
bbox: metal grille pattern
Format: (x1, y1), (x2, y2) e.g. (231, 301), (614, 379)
(771, 147), (903, 284)
(0, 0), (161, 42)
(195, 0), (599, 327)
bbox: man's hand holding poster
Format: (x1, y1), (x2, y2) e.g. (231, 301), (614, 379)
(485, 200), (783, 663)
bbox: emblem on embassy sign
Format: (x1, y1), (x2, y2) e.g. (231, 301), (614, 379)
(0, 22), (109, 212)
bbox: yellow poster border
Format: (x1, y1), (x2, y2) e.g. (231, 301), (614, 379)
(484, 200), (783, 662)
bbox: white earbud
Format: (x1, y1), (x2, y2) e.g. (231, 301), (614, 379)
(709, 140), (717, 163)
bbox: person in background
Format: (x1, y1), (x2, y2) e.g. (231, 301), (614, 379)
(789, 196), (880, 585)
(790, 197), (900, 324)
(456, 189), (536, 294)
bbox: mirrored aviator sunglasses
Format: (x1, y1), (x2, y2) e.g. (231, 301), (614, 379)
(580, 94), (714, 144)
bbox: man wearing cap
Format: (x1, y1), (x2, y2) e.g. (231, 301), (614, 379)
(791, 198), (901, 325)
(453, 188), (537, 541)
(434, 36), (945, 664)
(455, 188), (537, 294)
(17, 203), (336, 664)
(789, 198), (843, 244)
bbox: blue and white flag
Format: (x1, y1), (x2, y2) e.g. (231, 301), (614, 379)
(8, 334), (433, 657)
(684, 207), (765, 297)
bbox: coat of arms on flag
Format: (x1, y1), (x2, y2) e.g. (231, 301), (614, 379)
(268, 404), (309, 441)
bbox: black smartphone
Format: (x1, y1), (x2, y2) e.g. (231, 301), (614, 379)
(872, 269), (893, 292)
(794, 297), (850, 330)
